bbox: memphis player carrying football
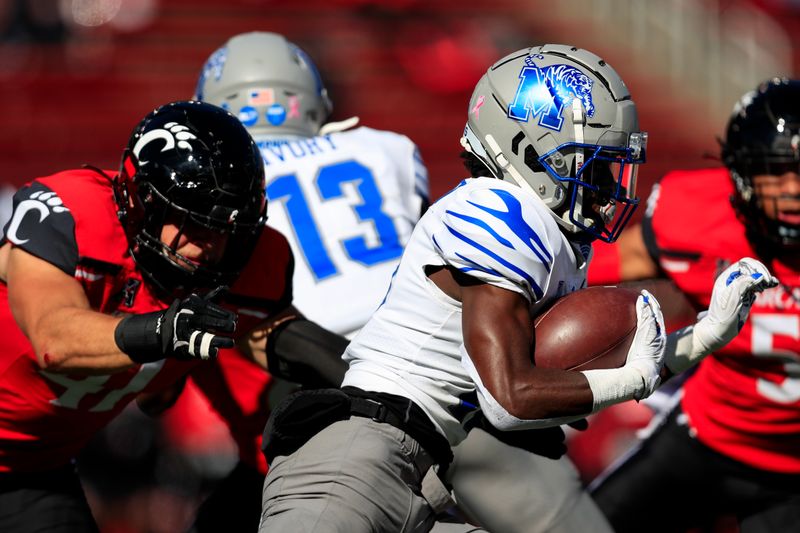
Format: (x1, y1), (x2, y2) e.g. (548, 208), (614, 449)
(256, 45), (774, 533)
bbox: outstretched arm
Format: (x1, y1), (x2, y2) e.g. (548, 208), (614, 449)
(662, 257), (778, 376)
(7, 246), (236, 373)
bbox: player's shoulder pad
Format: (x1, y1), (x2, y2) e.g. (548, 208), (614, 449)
(4, 169), (123, 275)
(228, 226), (294, 313)
(431, 178), (557, 302)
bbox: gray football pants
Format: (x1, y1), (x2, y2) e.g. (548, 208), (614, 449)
(447, 428), (614, 533)
(260, 418), (611, 533)
(260, 416), (441, 533)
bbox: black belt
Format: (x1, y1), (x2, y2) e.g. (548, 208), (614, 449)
(262, 387), (454, 470)
(350, 397), (411, 433)
(345, 391), (453, 471)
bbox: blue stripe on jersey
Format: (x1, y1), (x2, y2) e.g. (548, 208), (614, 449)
(467, 188), (553, 272)
(432, 234), (501, 279)
(443, 222), (544, 300)
(433, 234), (501, 277)
(445, 209), (514, 249)
(415, 177), (429, 202)
(454, 251), (503, 278)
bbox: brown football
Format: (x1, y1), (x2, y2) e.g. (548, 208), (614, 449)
(532, 286), (639, 371)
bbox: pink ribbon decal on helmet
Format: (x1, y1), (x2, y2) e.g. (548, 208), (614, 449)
(288, 96), (300, 118)
(471, 95), (485, 118)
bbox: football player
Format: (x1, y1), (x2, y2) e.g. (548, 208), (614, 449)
(254, 44), (694, 533)
(0, 101), (290, 532)
(194, 34), (621, 533)
(589, 78), (800, 532)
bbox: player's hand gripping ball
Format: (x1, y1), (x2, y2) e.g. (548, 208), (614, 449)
(533, 286), (639, 371)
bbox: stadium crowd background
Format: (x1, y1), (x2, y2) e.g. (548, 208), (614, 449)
(1, 0), (799, 531)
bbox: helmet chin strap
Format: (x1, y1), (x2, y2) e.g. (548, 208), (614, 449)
(730, 168), (754, 202)
(481, 132), (540, 198)
(563, 99), (595, 231)
(572, 99), (585, 170)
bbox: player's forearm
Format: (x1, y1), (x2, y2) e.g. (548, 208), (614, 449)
(662, 324), (708, 375)
(236, 305), (349, 388)
(474, 369), (596, 431)
(503, 367), (595, 420)
(29, 307), (133, 373)
(465, 344), (596, 430)
(266, 318), (349, 388)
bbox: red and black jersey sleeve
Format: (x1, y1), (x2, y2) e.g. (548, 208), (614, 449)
(3, 181), (79, 276)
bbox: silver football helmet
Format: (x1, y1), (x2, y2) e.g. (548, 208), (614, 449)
(195, 31), (332, 138)
(461, 44), (646, 242)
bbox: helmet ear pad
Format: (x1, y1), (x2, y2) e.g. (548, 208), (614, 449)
(723, 78), (800, 250)
(114, 100), (267, 296)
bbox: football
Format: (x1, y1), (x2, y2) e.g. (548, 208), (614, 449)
(532, 286), (640, 371)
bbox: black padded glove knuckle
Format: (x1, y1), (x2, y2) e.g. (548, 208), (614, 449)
(114, 289), (237, 363)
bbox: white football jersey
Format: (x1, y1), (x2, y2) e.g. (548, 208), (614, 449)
(342, 177), (592, 444)
(257, 127), (428, 338)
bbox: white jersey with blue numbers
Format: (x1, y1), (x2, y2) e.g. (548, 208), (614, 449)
(258, 126), (428, 338)
(342, 177), (591, 444)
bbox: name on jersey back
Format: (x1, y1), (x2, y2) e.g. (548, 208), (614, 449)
(257, 136), (338, 165)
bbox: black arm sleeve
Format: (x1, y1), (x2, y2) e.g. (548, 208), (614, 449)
(266, 318), (350, 389)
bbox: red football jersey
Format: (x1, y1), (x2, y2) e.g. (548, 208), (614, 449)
(0, 169), (290, 473)
(646, 167), (800, 473)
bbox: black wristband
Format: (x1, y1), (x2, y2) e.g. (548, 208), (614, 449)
(114, 312), (166, 364)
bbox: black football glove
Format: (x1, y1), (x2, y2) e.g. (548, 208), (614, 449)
(115, 289), (237, 363)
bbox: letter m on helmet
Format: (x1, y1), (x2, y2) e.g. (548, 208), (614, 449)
(507, 60), (594, 132)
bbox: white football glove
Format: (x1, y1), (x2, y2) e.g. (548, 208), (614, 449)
(664, 257), (778, 375)
(582, 290), (666, 410)
(693, 257), (778, 355)
(624, 290), (667, 400)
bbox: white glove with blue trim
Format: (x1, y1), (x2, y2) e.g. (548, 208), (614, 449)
(582, 290), (666, 410)
(693, 257), (778, 354)
(665, 257), (778, 374)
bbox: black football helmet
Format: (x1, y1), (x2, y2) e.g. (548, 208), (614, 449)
(114, 100), (267, 295)
(722, 78), (800, 250)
